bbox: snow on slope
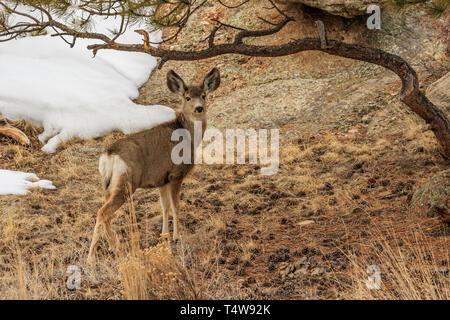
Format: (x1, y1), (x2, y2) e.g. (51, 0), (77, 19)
(0, 169), (56, 195)
(0, 12), (175, 153)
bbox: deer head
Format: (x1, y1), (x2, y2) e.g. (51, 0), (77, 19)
(167, 68), (220, 122)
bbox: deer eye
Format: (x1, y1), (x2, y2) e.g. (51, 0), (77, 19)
(202, 94), (206, 100)
(185, 97), (191, 101)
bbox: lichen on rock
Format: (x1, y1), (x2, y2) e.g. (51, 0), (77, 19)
(410, 169), (450, 220)
(275, 0), (382, 18)
(426, 72), (450, 116)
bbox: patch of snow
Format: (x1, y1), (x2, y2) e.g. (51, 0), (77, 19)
(0, 9), (175, 153)
(0, 169), (56, 195)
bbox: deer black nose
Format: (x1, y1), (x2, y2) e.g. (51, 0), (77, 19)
(195, 106), (203, 113)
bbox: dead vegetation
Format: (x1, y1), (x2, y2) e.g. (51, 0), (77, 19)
(345, 224), (449, 299)
(0, 112), (448, 299)
(0, 118), (31, 147)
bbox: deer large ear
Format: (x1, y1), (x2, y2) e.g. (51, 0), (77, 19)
(167, 70), (186, 95)
(203, 68), (220, 94)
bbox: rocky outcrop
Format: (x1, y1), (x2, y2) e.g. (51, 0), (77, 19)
(410, 170), (450, 222)
(426, 72), (450, 116)
(276, 0), (382, 18)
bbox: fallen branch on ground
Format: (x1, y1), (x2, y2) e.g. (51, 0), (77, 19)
(0, 117), (31, 146)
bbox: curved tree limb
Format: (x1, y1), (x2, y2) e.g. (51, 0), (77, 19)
(87, 34), (450, 157)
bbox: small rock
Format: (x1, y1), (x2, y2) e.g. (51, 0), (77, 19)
(298, 220), (315, 226)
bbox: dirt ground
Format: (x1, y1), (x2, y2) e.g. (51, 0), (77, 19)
(0, 2), (449, 299)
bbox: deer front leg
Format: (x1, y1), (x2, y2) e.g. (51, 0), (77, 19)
(159, 185), (171, 237)
(168, 180), (182, 241)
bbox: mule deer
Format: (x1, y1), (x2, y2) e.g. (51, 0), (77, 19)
(87, 68), (220, 262)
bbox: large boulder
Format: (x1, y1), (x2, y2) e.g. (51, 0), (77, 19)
(410, 170), (450, 222)
(426, 72), (450, 116)
(276, 0), (382, 18)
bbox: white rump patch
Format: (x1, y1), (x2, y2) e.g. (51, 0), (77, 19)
(99, 154), (129, 189)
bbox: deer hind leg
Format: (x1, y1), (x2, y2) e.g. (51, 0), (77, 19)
(88, 176), (128, 263)
(167, 180), (182, 241)
(88, 216), (104, 264)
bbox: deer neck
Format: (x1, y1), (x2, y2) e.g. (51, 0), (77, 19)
(177, 113), (207, 145)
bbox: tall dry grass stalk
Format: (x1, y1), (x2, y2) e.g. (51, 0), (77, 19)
(118, 186), (198, 299)
(344, 224), (449, 299)
(15, 244), (29, 300)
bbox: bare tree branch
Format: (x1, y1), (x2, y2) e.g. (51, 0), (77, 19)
(87, 31), (450, 157)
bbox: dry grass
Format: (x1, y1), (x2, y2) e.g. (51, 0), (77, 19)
(0, 116), (448, 300)
(344, 225), (449, 299)
(118, 193), (198, 300)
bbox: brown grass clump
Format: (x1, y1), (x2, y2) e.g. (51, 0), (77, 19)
(342, 224), (449, 300)
(119, 239), (198, 300)
(118, 194), (197, 300)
